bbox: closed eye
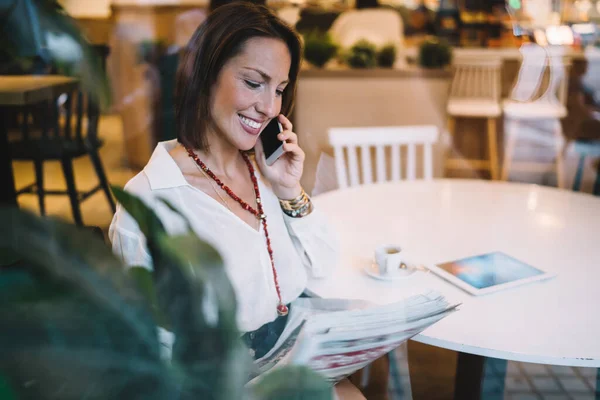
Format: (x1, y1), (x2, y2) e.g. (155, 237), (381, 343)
(244, 80), (260, 89)
(276, 89), (284, 96)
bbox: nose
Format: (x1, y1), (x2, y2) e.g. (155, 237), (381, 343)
(256, 90), (279, 118)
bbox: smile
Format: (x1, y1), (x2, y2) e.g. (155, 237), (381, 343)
(239, 114), (261, 129)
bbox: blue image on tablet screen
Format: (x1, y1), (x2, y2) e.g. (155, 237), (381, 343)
(437, 252), (544, 289)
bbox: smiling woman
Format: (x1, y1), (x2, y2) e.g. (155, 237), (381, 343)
(108, 3), (364, 399)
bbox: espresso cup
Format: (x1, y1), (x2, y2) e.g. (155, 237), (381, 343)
(374, 245), (404, 276)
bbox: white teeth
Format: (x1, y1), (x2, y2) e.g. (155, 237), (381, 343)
(239, 115), (260, 129)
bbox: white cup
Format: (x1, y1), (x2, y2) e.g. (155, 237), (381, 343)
(375, 245), (404, 276)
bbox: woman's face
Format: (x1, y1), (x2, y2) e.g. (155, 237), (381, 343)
(209, 37), (291, 151)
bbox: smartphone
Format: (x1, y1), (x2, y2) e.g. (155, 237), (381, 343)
(260, 118), (285, 166)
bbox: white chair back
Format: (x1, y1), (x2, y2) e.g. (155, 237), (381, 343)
(449, 57), (502, 102)
(328, 9), (404, 50)
(329, 125), (439, 189)
(510, 43), (547, 102)
(509, 44), (570, 106)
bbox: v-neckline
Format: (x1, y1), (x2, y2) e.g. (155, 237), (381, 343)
(186, 167), (264, 235)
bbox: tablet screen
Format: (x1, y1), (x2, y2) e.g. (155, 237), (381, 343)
(436, 252), (544, 290)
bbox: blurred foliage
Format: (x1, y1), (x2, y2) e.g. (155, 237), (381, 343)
(0, 0), (111, 110)
(376, 44), (397, 68)
(418, 37), (452, 69)
(0, 187), (332, 399)
(345, 39), (377, 69)
(303, 30), (338, 68)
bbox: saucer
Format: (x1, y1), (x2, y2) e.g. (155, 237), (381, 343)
(363, 262), (417, 281)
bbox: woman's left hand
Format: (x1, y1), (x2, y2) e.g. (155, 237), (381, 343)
(255, 114), (304, 200)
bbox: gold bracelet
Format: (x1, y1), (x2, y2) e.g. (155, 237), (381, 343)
(279, 188), (313, 217)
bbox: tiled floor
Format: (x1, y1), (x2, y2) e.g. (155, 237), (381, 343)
(388, 344), (599, 400)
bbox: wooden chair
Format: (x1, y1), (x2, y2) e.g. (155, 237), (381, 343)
(9, 45), (115, 226)
(329, 125), (439, 189)
(445, 57), (503, 180)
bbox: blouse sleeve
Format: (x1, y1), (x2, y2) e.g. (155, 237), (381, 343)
(108, 204), (153, 270)
(282, 205), (339, 278)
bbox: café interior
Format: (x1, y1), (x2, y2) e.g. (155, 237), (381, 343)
(1, 0), (600, 399)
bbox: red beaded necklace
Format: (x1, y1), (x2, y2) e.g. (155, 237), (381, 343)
(185, 147), (289, 317)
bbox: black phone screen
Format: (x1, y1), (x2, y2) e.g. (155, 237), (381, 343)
(260, 118), (283, 159)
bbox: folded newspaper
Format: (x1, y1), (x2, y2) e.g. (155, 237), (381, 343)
(250, 290), (459, 383)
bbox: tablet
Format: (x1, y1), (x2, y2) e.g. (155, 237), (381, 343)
(428, 252), (555, 296)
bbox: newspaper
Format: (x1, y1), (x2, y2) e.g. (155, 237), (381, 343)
(250, 290), (459, 383)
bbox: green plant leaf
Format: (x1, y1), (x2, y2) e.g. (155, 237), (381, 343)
(0, 208), (159, 351)
(303, 30), (338, 68)
(112, 188), (252, 400)
(252, 366), (333, 400)
(156, 233), (251, 400)
(111, 186), (167, 239)
(377, 43), (397, 68)
(346, 39), (377, 69)
(129, 266), (169, 329)
(0, 208), (173, 399)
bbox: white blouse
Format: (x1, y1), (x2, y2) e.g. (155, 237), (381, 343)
(109, 140), (338, 332)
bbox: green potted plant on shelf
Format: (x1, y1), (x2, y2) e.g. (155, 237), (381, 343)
(376, 43), (397, 68)
(0, 188), (332, 400)
(418, 37), (453, 69)
(345, 39), (377, 69)
(302, 30), (339, 68)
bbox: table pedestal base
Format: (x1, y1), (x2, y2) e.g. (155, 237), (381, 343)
(454, 352), (486, 400)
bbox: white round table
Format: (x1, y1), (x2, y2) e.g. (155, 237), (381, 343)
(306, 179), (600, 397)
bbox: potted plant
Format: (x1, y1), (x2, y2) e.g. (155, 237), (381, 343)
(345, 39), (377, 69)
(302, 30), (338, 68)
(418, 37), (453, 69)
(0, 188), (332, 399)
(376, 44), (397, 68)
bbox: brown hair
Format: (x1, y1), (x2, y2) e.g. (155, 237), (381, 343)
(175, 2), (302, 151)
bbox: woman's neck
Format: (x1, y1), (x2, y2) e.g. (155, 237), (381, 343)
(191, 131), (243, 179)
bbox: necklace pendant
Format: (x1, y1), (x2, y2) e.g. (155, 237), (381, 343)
(277, 303), (289, 316)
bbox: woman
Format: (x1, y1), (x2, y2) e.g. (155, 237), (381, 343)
(109, 3), (364, 398)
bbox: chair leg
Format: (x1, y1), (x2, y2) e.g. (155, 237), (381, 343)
(33, 159), (45, 216)
(573, 155), (586, 192)
(501, 119), (518, 181)
(487, 118), (499, 180)
(60, 157), (83, 226)
(88, 149), (116, 213)
(554, 120), (566, 189)
(594, 158), (600, 196)
(444, 116), (456, 177)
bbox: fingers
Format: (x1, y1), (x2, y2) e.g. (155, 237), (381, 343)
(278, 114), (293, 132)
(282, 142), (305, 161)
(278, 130), (298, 144)
(277, 114), (298, 144)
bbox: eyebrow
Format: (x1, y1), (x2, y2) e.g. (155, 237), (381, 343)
(243, 67), (289, 85)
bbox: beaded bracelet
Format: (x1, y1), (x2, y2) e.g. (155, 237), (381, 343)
(279, 188), (313, 218)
